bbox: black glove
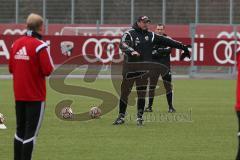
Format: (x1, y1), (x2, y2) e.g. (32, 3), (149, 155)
(180, 45), (191, 61)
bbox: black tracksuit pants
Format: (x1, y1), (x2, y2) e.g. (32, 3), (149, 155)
(119, 72), (148, 118)
(148, 60), (173, 109)
(14, 101), (45, 160)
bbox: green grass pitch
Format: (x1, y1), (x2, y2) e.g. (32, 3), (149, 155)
(0, 79), (237, 160)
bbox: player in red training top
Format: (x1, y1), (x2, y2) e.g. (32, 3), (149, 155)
(236, 52), (240, 159)
(9, 13), (54, 160)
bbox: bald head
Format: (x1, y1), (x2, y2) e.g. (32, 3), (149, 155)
(26, 13), (43, 33)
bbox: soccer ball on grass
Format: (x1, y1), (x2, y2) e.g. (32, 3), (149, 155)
(89, 107), (101, 119)
(61, 107), (73, 119)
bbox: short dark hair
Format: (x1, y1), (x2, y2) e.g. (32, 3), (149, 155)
(137, 16), (151, 23)
(157, 23), (165, 28)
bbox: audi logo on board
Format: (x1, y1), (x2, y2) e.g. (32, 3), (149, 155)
(3, 29), (27, 35)
(213, 32), (240, 64)
(82, 38), (123, 63)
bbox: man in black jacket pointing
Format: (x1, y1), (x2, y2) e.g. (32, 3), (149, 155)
(113, 16), (191, 126)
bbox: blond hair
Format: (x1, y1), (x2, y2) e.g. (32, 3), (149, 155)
(26, 13), (43, 32)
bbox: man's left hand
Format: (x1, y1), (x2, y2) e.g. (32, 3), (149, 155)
(180, 45), (191, 61)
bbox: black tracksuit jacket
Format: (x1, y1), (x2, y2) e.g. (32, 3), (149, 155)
(120, 23), (185, 76)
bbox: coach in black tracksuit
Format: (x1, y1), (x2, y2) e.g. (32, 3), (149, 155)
(113, 16), (191, 126)
(145, 24), (176, 113)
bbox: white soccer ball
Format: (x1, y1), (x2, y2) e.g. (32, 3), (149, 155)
(89, 107), (101, 119)
(0, 113), (5, 124)
(61, 107), (73, 119)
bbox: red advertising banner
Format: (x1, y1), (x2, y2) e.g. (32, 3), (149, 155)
(0, 35), (238, 66)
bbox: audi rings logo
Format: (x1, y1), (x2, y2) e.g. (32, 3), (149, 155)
(3, 29), (27, 35)
(213, 32), (240, 64)
(82, 38), (123, 63)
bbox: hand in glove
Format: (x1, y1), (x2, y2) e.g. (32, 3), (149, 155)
(180, 45), (192, 61)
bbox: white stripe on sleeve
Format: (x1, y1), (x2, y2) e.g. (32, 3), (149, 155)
(46, 49), (55, 69)
(152, 32), (155, 42)
(36, 43), (48, 53)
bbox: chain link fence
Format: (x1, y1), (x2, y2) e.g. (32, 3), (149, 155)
(0, 0), (239, 24)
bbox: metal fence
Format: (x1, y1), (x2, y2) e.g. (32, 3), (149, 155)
(0, 0), (239, 24)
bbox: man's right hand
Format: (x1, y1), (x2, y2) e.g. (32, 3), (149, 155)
(131, 51), (140, 56)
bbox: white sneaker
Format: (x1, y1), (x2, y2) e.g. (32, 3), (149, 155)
(0, 124), (7, 129)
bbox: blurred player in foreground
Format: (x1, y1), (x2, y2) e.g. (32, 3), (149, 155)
(236, 53), (240, 159)
(9, 13), (54, 160)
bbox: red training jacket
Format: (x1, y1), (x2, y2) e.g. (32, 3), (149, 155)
(9, 35), (54, 101)
(236, 54), (240, 111)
